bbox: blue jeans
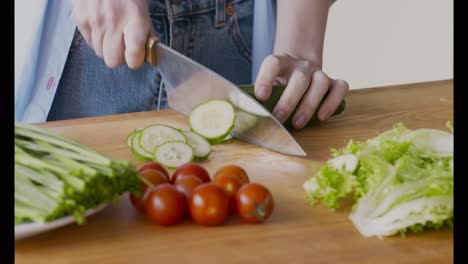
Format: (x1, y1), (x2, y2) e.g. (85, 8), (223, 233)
(47, 0), (253, 121)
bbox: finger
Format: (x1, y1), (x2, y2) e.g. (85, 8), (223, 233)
(254, 55), (289, 101)
(103, 29), (125, 68)
(317, 79), (349, 121)
(292, 70), (331, 129)
(78, 24), (93, 49)
(123, 16), (150, 69)
(91, 29), (104, 58)
(272, 69), (311, 123)
(71, 8), (93, 49)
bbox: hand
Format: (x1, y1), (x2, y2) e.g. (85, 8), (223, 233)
(254, 54), (349, 129)
(71, 0), (153, 69)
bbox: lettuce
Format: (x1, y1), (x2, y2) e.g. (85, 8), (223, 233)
(303, 123), (453, 237)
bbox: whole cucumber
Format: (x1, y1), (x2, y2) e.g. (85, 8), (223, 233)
(238, 84), (346, 130)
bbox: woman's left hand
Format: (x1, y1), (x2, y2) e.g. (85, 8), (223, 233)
(254, 53), (349, 129)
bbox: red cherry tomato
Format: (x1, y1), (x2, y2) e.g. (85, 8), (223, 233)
(145, 183), (187, 226)
(212, 174), (243, 214)
(189, 183), (229, 226)
(235, 183), (274, 224)
(174, 176), (204, 199)
(129, 169), (168, 212)
(214, 165), (250, 184)
(137, 162), (170, 181)
(171, 163), (210, 183)
(129, 187), (154, 213)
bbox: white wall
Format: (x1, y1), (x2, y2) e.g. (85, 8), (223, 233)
(323, 0), (453, 89)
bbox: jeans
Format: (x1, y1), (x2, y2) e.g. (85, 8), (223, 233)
(47, 0), (253, 121)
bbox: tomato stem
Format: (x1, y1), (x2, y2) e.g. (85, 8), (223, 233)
(248, 194), (271, 222)
(138, 175), (155, 188)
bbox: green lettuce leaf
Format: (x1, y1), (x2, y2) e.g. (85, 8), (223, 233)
(303, 123), (453, 237)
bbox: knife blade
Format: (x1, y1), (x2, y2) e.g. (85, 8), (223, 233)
(145, 36), (306, 156)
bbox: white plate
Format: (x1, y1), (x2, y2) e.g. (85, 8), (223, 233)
(15, 204), (108, 240)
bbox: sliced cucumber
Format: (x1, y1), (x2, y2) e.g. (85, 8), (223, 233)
(153, 141), (194, 169)
(130, 131), (152, 161)
(189, 100), (236, 143)
(126, 129), (141, 148)
(222, 134), (233, 141)
(232, 108), (258, 134)
(181, 130), (211, 160)
(205, 134), (233, 145)
(139, 125), (186, 153)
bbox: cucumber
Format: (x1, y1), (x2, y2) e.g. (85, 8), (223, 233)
(189, 100), (236, 143)
(153, 141), (194, 169)
(208, 133), (234, 145)
(181, 130), (211, 160)
(238, 84), (346, 130)
(126, 129), (141, 148)
(130, 131), (152, 161)
(139, 125), (186, 153)
(232, 109), (258, 134)
(222, 134), (233, 141)
(228, 92), (269, 117)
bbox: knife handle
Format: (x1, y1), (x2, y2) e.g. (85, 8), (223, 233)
(145, 36), (160, 66)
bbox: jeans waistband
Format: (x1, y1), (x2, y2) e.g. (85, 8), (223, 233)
(149, 0), (244, 19)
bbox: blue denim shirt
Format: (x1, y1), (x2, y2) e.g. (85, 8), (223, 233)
(15, 0), (75, 123)
(15, 0), (335, 123)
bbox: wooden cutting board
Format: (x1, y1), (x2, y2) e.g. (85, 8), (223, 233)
(15, 80), (453, 264)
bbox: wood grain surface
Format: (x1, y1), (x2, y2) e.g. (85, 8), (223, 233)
(15, 80), (453, 264)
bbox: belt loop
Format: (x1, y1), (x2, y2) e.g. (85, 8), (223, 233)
(215, 0), (226, 28)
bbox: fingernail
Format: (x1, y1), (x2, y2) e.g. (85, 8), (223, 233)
(273, 110), (286, 123)
(294, 114), (307, 129)
(319, 108), (331, 120)
(257, 87), (268, 100)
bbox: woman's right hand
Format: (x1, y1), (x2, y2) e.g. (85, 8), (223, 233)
(71, 0), (153, 69)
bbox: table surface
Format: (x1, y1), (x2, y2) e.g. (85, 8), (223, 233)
(15, 80), (454, 264)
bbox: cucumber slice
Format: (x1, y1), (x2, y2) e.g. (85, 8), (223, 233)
(222, 134), (233, 141)
(130, 131), (152, 161)
(232, 109), (258, 134)
(153, 141), (194, 169)
(206, 134), (233, 145)
(139, 125), (186, 153)
(181, 130), (211, 160)
(189, 100), (236, 142)
(126, 129), (141, 148)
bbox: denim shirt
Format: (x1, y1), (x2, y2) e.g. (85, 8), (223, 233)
(15, 0), (335, 123)
(15, 0), (75, 123)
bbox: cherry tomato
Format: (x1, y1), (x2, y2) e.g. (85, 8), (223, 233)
(174, 176), (203, 199)
(171, 163), (210, 183)
(145, 183), (187, 226)
(189, 183), (229, 226)
(130, 170), (168, 213)
(129, 169), (169, 212)
(137, 162), (170, 181)
(214, 165), (249, 185)
(235, 183), (274, 224)
(130, 187), (153, 213)
(213, 174), (243, 214)
(174, 176), (204, 218)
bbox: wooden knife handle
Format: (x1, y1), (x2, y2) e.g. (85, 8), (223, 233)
(145, 36), (159, 66)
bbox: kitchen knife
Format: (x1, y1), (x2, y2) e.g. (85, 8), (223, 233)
(145, 36), (306, 156)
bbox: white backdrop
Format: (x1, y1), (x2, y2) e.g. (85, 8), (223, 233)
(323, 0), (453, 89)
